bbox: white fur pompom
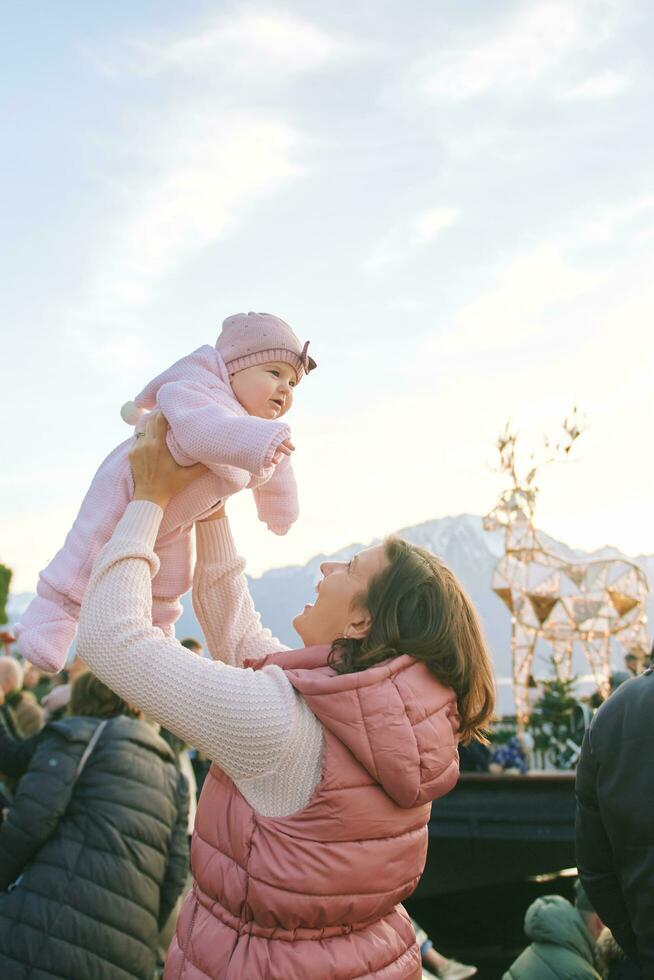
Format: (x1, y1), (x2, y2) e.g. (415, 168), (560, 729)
(120, 400), (144, 425)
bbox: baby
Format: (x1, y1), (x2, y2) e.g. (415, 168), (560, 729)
(16, 312), (316, 672)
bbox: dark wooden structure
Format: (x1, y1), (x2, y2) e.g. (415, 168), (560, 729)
(415, 771), (576, 897)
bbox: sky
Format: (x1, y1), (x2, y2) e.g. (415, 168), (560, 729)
(2, 0), (654, 593)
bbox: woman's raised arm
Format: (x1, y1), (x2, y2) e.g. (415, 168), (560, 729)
(77, 499), (302, 777)
(193, 508), (288, 667)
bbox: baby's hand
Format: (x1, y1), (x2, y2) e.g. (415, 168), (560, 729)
(272, 439), (295, 465)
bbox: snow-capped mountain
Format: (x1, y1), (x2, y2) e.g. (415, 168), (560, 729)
(244, 515), (507, 656)
(8, 514), (653, 715)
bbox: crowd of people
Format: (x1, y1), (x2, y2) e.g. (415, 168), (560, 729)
(0, 646), (649, 979)
(0, 552), (649, 980)
(0, 653), (481, 979)
(1, 615), (649, 978)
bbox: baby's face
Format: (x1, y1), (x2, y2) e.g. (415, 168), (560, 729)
(230, 361), (297, 420)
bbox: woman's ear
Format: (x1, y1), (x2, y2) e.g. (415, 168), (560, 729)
(344, 611), (373, 641)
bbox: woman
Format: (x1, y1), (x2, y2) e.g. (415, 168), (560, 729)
(76, 413), (496, 979)
(0, 670), (190, 980)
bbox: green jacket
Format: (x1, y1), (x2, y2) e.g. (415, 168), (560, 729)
(503, 895), (601, 980)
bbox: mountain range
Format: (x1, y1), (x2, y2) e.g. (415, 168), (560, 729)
(8, 515), (653, 715)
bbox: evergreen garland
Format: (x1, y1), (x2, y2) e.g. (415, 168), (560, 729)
(0, 564), (11, 626)
(528, 657), (586, 769)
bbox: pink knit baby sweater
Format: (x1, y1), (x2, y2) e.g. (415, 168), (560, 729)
(16, 347), (298, 671)
(127, 345), (295, 510)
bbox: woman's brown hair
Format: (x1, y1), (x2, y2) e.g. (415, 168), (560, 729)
(327, 536), (496, 744)
(69, 671), (140, 720)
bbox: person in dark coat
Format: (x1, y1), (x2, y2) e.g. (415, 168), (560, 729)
(0, 671), (189, 980)
(458, 739), (492, 773)
(575, 661), (654, 975)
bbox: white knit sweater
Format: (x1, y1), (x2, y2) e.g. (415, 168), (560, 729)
(77, 500), (324, 817)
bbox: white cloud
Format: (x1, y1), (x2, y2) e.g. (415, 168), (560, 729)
(411, 1), (623, 103)
(562, 69), (631, 101)
(66, 330), (153, 378)
(62, 108), (304, 362)
(587, 195), (654, 242)
(363, 206), (459, 273)
(432, 245), (596, 355)
(133, 12), (355, 79)
(52, 103), (306, 379)
(416, 3), (582, 101)
(106, 111), (302, 292)
(413, 208), (459, 244)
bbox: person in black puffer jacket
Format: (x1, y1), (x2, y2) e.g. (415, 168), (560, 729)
(0, 670), (189, 980)
(576, 661), (653, 976)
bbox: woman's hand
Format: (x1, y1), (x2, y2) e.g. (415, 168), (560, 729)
(130, 412), (207, 510)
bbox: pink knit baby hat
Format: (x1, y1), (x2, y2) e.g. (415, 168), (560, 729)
(216, 312), (317, 382)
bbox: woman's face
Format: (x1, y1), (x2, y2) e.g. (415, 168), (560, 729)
(292, 544), (388, 646)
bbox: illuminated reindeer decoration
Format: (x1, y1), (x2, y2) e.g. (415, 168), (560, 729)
(483, 412), (649, 724)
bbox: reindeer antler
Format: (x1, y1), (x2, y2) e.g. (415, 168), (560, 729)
(495, 406), (586, 496)
(544, 405), (587, 463)
(497, 422), (519, 486)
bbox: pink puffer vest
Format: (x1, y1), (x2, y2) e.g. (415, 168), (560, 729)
(165, 645), (460, 980)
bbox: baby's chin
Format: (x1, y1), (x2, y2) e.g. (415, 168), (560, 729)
(251, 404), (289, 420)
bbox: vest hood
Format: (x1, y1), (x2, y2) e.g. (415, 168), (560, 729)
(250, 645), (460, 809)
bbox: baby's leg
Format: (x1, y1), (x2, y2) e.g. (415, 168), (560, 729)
(151, 529), (194, 638)
(15, 442), (133, 672)
(15, 581), (80, 673)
